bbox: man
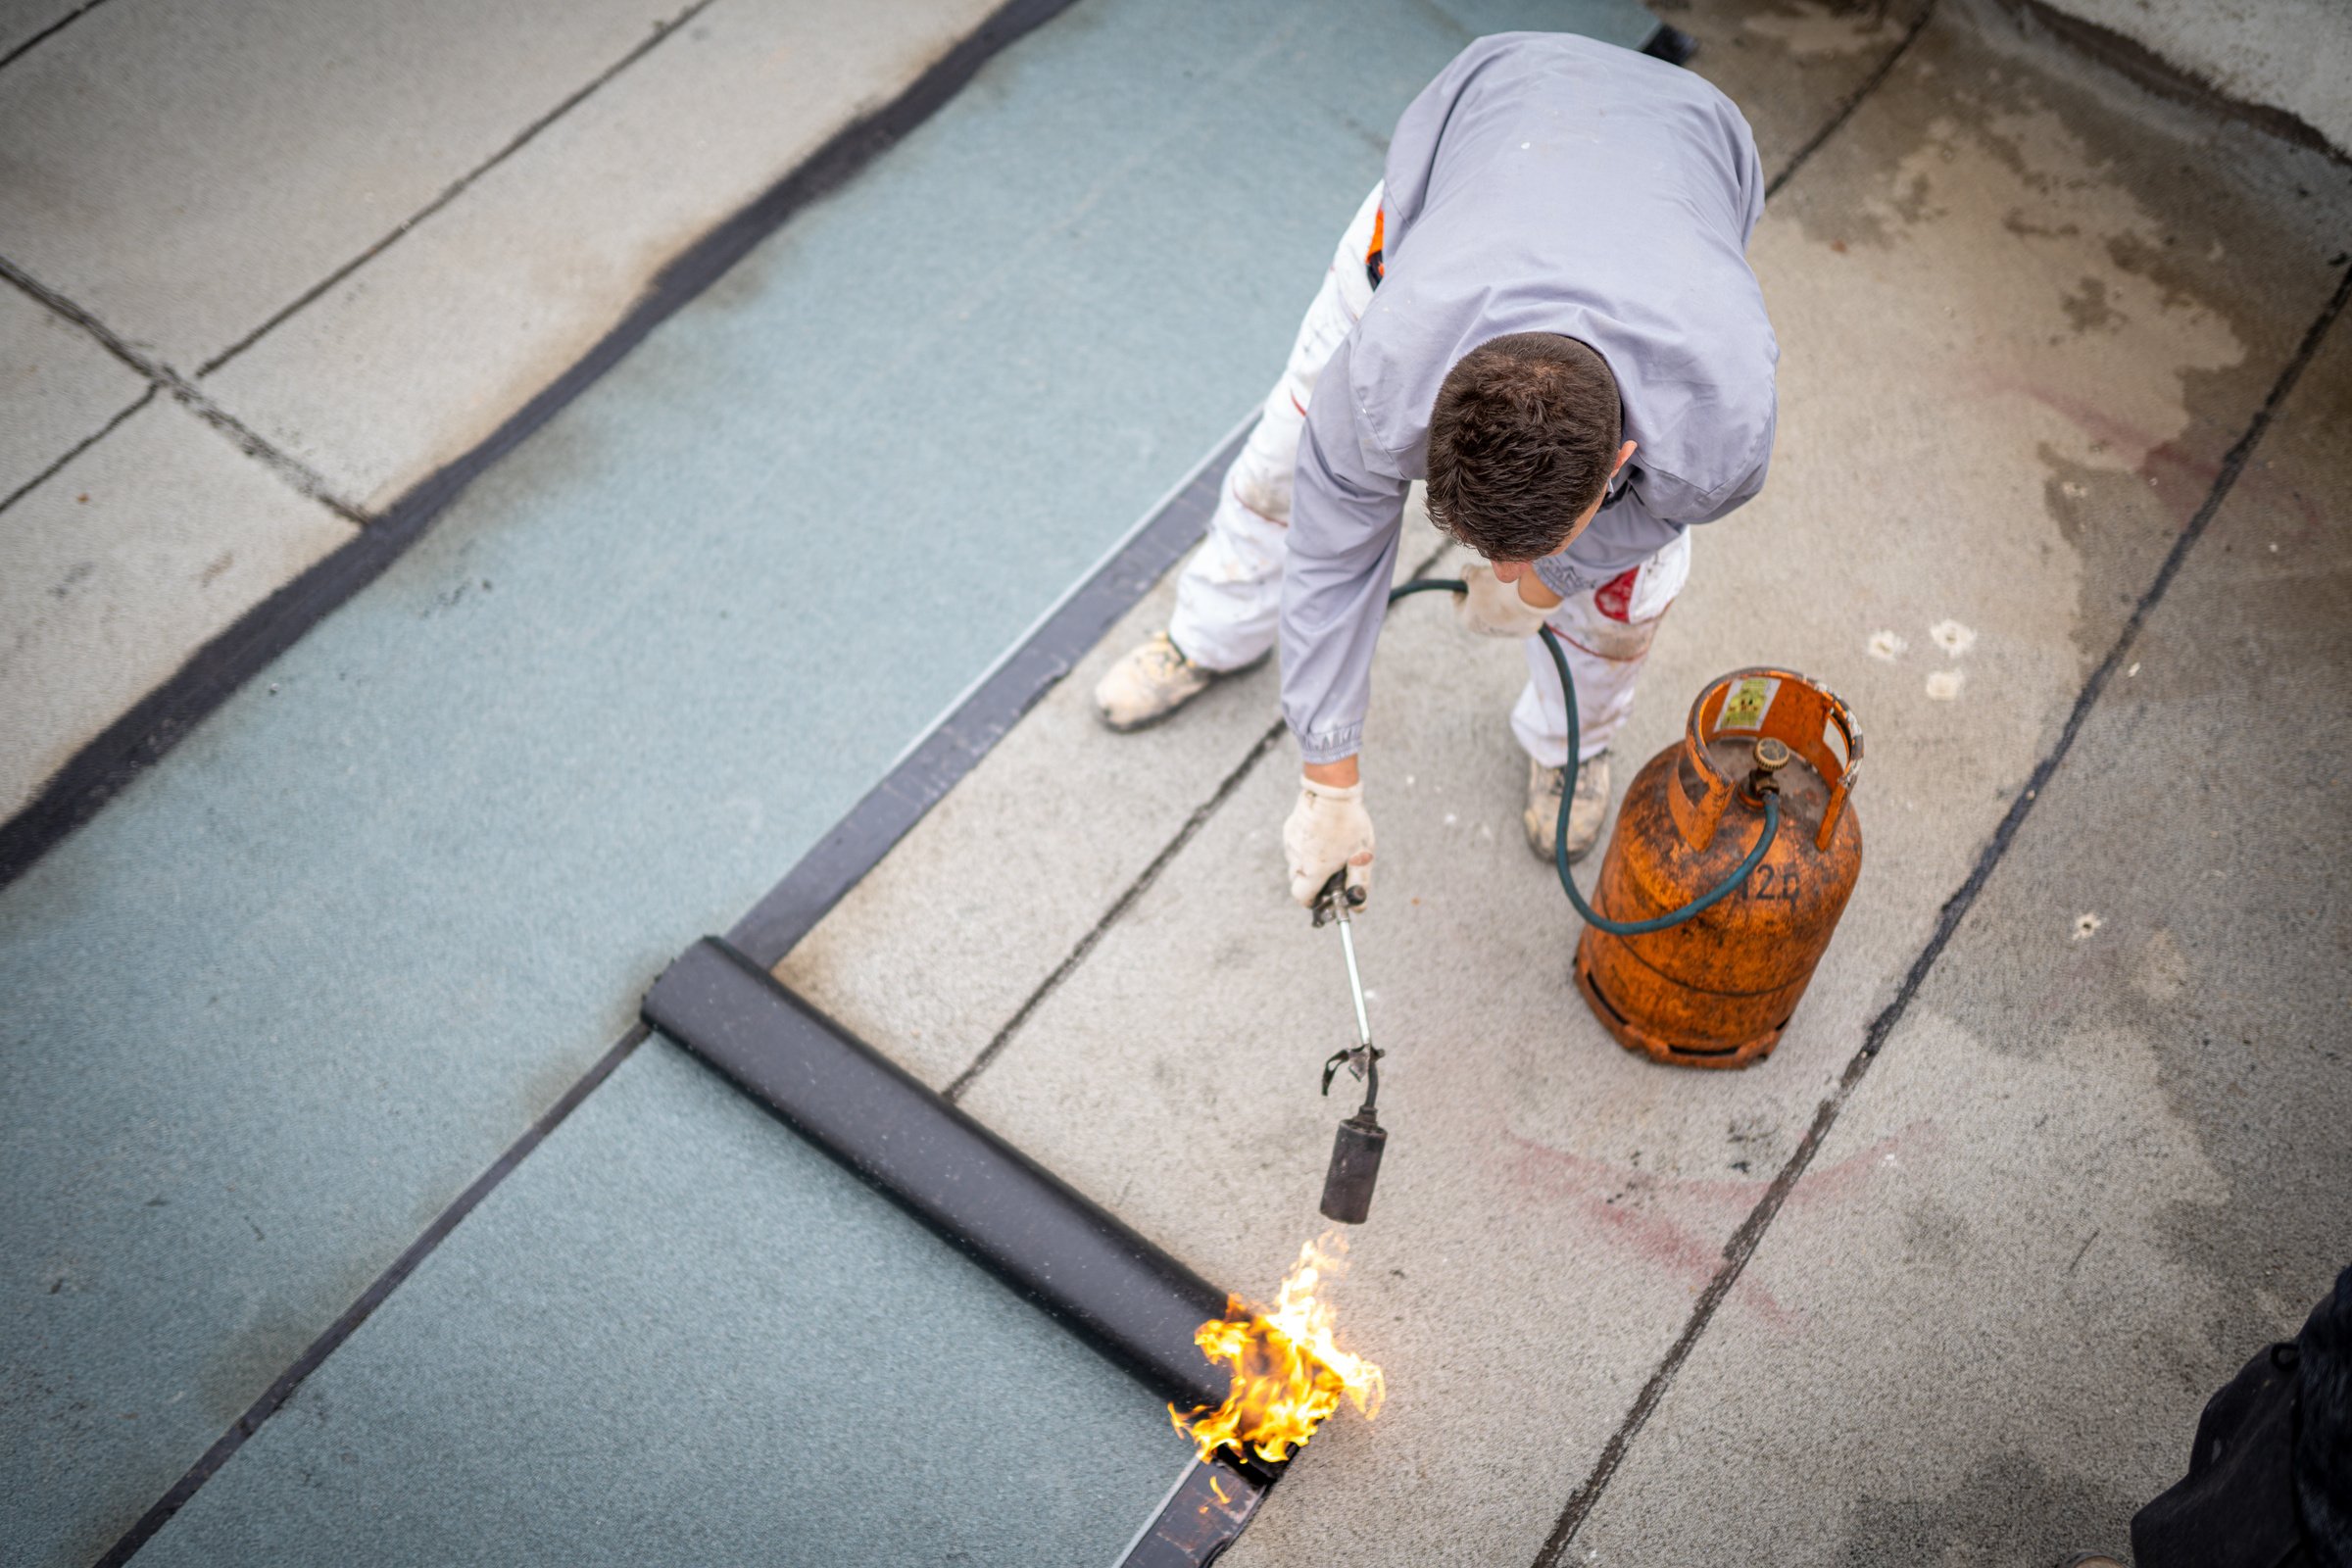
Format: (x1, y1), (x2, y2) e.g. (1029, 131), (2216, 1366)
(1095, 31), (1777, 906)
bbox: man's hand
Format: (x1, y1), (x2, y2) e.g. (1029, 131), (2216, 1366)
(1453, 560), (1556, 638)
(1285, 774), (1374, 907)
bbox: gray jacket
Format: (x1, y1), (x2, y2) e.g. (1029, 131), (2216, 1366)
(1281, 32), (1777, 763)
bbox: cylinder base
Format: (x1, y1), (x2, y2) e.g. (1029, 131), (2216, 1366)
(1574, 934), (1788, 1070)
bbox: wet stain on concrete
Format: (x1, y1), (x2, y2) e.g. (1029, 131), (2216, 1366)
(1911, 319), (2352, 1395)
(2003, 205), (2079, 240)
(2058, 273), (2120, 333)
(1675, 0), (1935, 178)
(1768, 3), (2348, 679)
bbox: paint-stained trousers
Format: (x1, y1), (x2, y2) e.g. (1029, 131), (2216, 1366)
(1167, 184), (1688, 766)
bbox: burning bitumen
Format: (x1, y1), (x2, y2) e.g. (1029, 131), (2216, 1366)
(1168, 1232), (1386, 1464)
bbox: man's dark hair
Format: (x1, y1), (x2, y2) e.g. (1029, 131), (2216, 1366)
(1426, 333), (1623, 562)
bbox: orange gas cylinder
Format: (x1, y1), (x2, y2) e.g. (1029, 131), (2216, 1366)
(1575, 668), (1863, 1069)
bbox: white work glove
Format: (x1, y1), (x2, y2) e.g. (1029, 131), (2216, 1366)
(1453, 561), (1552, 639)
(1284, 777), (1375, 907)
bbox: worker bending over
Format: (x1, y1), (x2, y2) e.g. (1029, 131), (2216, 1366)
(1095, 31), (1778, 906)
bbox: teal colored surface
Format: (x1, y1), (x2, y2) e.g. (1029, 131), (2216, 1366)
(0, 0), (1657, 1563)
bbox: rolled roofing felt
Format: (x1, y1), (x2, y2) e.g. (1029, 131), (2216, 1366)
(643, 938), (1232, 1413)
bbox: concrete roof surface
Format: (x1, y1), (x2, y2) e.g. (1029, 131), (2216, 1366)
(1, 0), (2346, 1563)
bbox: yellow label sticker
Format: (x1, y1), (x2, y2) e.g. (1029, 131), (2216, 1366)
(1718, 675), (1780, 731)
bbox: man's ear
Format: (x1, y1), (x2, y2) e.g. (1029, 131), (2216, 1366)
(1613, 439), (1638, 475)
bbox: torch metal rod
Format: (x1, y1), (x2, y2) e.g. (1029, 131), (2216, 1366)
(1335, 906), (1371, 1050)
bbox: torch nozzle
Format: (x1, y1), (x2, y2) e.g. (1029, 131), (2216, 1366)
(1320, 1107), (1388, 1225)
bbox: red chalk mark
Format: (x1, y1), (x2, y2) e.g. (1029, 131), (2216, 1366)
(1500, 1121), (1941, 1332)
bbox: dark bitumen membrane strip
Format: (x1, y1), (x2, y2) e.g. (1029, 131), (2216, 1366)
(0, 0), (1087, 895)
(1526, 235), (2352, 1568)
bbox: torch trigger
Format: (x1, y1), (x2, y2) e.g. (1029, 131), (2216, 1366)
(1308, 868), (1365, 929)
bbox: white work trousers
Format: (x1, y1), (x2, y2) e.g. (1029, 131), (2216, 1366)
(1167, 184), (1690, 765)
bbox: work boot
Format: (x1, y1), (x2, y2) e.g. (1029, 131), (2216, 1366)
(1095, 631), (1225, 732)
(1525, 753), (1610, 864)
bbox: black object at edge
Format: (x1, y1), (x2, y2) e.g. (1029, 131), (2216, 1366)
(1640, 22), (1698, 65)
(643, 936), (1234, 1413)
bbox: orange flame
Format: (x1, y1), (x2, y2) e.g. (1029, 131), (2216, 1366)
(1168, 1232), (1386, 1463)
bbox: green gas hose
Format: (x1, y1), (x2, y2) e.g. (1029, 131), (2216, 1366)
(1387, 578), (1780, 936)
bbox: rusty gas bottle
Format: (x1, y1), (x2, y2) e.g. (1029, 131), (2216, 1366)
(1575, 668), (1863, 1069)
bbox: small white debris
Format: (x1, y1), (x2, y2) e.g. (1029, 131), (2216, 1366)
(1443, 812), (1458, 827)
(1477, 823), (1495, 843)
(2074, 912), (2102, 941)
(2269, 542), (2279, 553)
(1925, 669), (1965, 701)
(1521, 141), (1532, 150)
(2127, 662), (2140, 677)
(1404, 774), (1416, 787)
(1929, 618), (1977, 657)
(1868, 629), (1907, 662)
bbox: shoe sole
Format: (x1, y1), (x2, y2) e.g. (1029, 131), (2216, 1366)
(1095, 650), (1270, 734)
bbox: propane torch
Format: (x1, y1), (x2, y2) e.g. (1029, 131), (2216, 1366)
(1312, 868), (1385, 1224)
